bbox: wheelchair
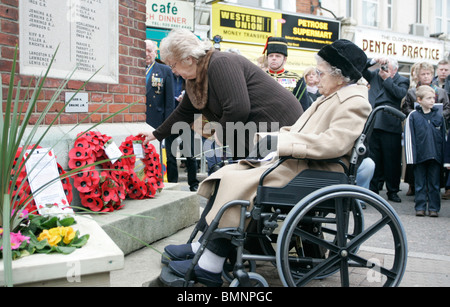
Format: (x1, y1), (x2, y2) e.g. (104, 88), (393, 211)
(160, 106), (408, 287)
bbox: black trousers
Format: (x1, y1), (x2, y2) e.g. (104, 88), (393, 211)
(369, 129), (402, 194)
(164, 131), (199, 189)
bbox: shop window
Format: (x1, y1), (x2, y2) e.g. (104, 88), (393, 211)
(362, 0), (379, 27)
(447, 0), (450, 34)
(346, 0), (354, 18)
(436, 0), (443, 33)
(434, 0), (450, 36)
(387, 0), (393, 29)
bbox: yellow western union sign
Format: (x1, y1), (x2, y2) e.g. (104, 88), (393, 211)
(212, 3), (281, 45)
(212, 3), (340, 50)
(219, 11), (272, 32)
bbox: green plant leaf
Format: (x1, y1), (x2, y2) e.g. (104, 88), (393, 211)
(39, 216), (59, 230)
(70, 233), (90, 248)
(55, 246), (76, 255)
(57, 217), (76, 227)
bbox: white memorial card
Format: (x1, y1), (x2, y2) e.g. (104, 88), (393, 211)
(24, 148), (73, 216)
(132, 140), (144, 159)
(104, 140), (122, 164)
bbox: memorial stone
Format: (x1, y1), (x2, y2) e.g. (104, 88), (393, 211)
(19, 0), (118, 83)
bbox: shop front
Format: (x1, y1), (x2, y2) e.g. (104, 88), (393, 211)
(353, 27), (446, 78)
(211, 2), (341, 75)
(145, 0), (195, 49)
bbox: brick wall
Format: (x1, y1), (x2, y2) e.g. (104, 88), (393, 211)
(0, 0), (147, 125)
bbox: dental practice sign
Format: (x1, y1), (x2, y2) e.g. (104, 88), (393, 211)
(354, 28), (444, 65)
(146, 0), (194, 31)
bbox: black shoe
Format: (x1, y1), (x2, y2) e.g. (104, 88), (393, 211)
(168, 259), (223, 287)
(387, 193), (401, 203)
(190, 185), (198, 192)
(163, 244), (196, 263)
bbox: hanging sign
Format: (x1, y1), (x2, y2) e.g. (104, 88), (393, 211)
(354, 28), (444, 65)
(212, 3), (340, 50)
(146, 0), (195, 31)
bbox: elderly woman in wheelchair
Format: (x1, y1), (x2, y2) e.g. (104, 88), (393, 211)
(161, 40), (407, 287)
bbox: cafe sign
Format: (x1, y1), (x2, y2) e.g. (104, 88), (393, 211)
(211, 3), (340, 50)
(146, 0), (194, 31)
(354, 28), (444, 65)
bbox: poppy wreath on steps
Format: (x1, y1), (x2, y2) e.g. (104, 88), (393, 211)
(69, 131), (127, 212)
(119, 135), (164, 199)
(10, 145), (73, 215)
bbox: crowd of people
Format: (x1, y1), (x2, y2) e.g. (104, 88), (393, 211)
(143, 31), (450, 221)
(140, 29), (450, 287)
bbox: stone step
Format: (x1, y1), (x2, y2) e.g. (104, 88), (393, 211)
(94, 183), (200, 256)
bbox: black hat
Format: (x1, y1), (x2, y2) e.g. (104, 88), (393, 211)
(317, 39), (367, 83)
(263, 37), (288, 57)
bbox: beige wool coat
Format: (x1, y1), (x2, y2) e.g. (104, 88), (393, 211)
(197, 84), (372, 228)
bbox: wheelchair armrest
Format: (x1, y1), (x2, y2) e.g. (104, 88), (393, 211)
(258, 156), (347, 187)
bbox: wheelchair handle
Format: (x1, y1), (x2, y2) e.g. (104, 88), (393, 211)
(371, 105), (406, 123)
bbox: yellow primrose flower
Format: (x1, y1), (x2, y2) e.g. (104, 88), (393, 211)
(63, 227), (76, 244)
(48, 227), (65, 237)
(37, 226), (76, 247)
(37, 229), (61, 247)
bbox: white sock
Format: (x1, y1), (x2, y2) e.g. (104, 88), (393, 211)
(191, 241), (200, 253)
(198, 248), (226, 274)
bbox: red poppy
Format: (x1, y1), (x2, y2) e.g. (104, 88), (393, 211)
(80, 194), (103, 212)
(101, 180), (119, 203)
(74, 137), (91, 149)
(69, 146), (92, 160)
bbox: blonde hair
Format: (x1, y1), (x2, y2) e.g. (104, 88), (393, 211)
(160, 29), (212, 63)
(414, 62), (435, 76)
(303, 66), (317, 78)
(416, 85), (435, 100)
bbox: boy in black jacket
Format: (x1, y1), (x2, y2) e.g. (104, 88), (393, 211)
(404, 86), (446, 217)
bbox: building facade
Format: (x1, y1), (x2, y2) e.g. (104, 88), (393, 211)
(149, 0), (449, 77)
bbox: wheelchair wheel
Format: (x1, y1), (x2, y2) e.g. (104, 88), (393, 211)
(229, 272), (269, 287)
(255, 199), (364, 279)
(276, 185), (408, 287)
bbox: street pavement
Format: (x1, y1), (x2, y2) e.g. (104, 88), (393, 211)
(110, 175), (450, 287)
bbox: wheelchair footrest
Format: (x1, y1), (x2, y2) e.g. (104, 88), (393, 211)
(159, 266), (195, 287)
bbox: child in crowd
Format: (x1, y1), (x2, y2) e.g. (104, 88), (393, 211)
(404, 85), (446, 217)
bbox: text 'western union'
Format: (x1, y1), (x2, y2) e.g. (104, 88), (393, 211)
(220, 10), (271, 32)
(292, 18), (333, 39)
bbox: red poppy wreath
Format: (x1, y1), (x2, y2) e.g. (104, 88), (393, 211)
(69, 131), (127, 212)
(10, 145), (73, 215)
(119, 135), (164, 199)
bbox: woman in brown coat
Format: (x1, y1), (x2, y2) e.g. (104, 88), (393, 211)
(161, 39), (372, 287)
(141, 29), (303, 160)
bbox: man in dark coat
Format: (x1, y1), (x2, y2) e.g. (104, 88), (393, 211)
(145, 40), (183, 188)
(145, 40), (175, 129)
(362, 57), (410, 202)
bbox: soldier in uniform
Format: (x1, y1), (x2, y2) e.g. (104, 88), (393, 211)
(145, 39), (175, 130)
(263, 37), (310, 110)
